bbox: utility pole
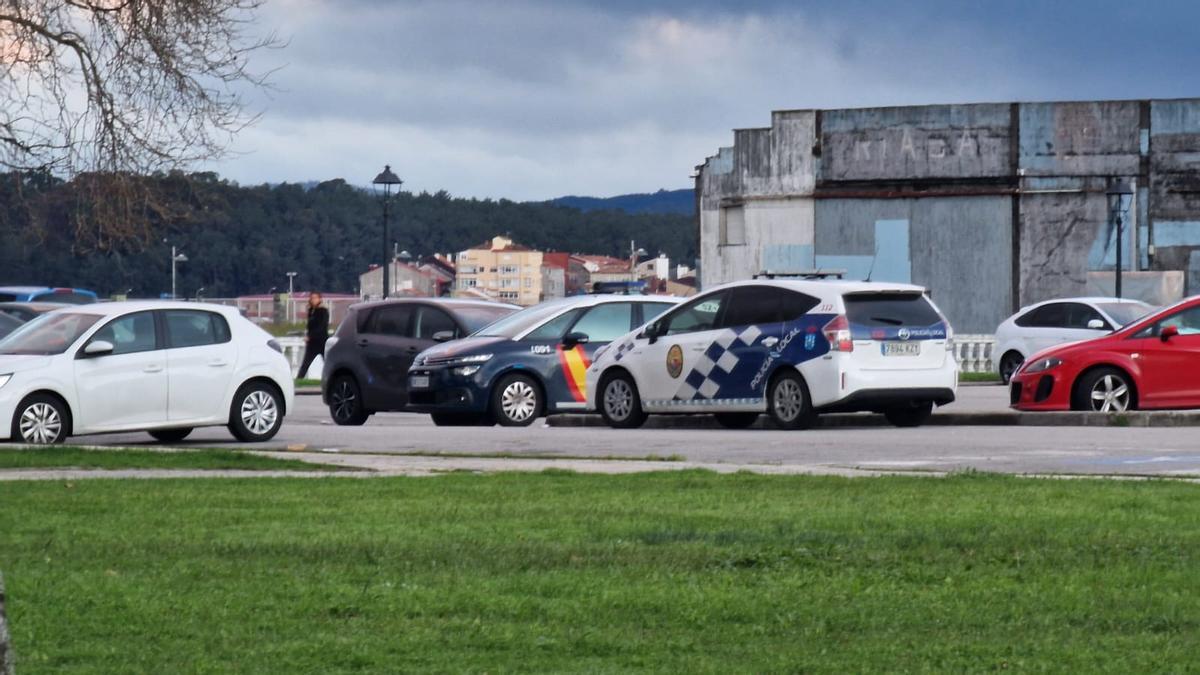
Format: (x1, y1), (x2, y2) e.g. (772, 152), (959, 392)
(170, 246), (188, 299)
(286, 272), (298, 323)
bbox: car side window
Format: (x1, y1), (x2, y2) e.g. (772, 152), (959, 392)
(1069, 304), (1109, 330)
(91, 311), (158, 355)
(1135, 306), (1200, 338)
(415, 306), (458, 340)
(164, 310), (231, 348)
(569, 303), (633, 343)
(721, 286), (782, 328)
(523, 309), (582, 342)
(779, 290), (821, 321)
(364, 305), (414, 337)
(640, 302), (676, 324)
(661, 291), (727, 336)
(1020, 303), (1069, 328)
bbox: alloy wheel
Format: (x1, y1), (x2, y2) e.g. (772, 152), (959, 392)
(1090, 374), (1130, 412)
(331, 379), (357, 422)
(604, 378), (634, 421)
(772, 378), (805, 423)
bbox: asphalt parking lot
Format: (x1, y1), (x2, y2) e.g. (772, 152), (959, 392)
(64, 384), (1200, 478)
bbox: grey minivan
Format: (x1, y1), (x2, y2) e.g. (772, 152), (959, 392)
(321, 298), (519, 425)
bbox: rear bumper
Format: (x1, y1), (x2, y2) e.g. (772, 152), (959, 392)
(816, 387), (956, 414)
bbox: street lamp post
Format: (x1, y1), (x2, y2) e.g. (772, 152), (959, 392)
(629, 240), (647, 286)
(286, 271), (298, 323)
(1106, 178), (1134, 299)
(170, 246), (188, 299)
(372, 165), (403, 299)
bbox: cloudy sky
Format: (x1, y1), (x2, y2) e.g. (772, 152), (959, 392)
(209, 0), (1200, 200)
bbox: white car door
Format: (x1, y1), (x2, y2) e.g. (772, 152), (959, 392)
(163, 309), (240, 423)
(73, 311), (169, 431)
(624, 290), (732, 411)
(1016, 302), (1073, 355)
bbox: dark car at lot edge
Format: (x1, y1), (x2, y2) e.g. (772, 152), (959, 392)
(405, 295), (679, 427)
(321, 298), (519, 425)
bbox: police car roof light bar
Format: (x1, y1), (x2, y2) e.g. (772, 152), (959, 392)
(754, 269), (847, 280)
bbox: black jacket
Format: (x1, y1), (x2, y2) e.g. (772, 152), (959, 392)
(306, 306), (329, 342)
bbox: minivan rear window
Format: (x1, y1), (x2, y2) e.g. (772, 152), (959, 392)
(844, 293), (944, 338)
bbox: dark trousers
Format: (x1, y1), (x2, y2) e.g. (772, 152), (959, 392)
(298, 340), (326, 379)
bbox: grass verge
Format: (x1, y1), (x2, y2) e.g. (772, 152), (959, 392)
(0, 446), (341, 472)
(2, 471), (1199, 671)
(959, 371), (1001, 383)
(295, 378), (321, 388)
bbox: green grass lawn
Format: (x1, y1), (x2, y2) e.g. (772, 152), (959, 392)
(0, 446), (339, 472)
(959, 371), (1001, 383)
(2, 471), (1199, 672)
(295, 378), (321, 388)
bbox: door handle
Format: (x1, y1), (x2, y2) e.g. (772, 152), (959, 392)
(690, 346), (706, 352)
(356, 339), (369, 347)
(208, 360), (229, 368)
(406, 346), (420, 352)
(143, 365), (164, 373)
(762, 336), (779, 348)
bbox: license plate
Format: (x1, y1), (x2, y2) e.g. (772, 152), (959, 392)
(409, 375), (431, 389)
(882, 341), (920, 357)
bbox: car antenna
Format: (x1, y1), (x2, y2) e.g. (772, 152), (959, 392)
(864, 240), (881, 282)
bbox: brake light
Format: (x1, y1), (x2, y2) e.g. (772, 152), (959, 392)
(823, 315), (853, 352)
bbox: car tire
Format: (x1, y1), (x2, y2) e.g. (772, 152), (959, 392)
(148, 428), (193, 443)
(11, 394), (70, 445)
(1072, 367), (1136, 413)
(714, 412), (759, 429)
(766, 370), (815, 430)
(884, 402), (933, 428)
(599, 371), (647, 429)
(431, 412), (491, 427)
(490, 373), (543, 427)
(999, 351), (1024, 385)
(228, 381), (284, 442)
(328, 374), (370, 426)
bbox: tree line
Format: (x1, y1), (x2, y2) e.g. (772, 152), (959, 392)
(0, 171), (697, 298)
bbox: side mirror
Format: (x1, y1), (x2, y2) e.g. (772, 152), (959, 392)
(562, 331), (589, 348)
(1087, 319), (1106, 330)
(83, 340), (114, 357)
(1161, 324), (1180, 342)
(432, 330), (456, 343)
(643, 322), (661, 344)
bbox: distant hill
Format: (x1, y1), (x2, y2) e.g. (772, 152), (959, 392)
(546, 188), (694, 216)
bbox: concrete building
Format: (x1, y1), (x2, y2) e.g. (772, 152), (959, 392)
(454, 236), (547, 305)
(359, 258), (452, 300)
(696, 98), (1200, 333)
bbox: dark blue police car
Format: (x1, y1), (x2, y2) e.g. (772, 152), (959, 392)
(406, 295), (678, 426)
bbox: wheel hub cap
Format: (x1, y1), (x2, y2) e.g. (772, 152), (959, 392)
(20, 403), (61, 444)
(501, 381), (537, 422)
(605, 380), (633, 420)
(774, 380), (803, 421)
(241, 391), (279, 434)
(332, 381), (356, 420)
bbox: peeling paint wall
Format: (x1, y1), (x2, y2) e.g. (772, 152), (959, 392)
(697, 98), (1200, 334)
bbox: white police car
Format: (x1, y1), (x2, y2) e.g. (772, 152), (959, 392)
(585, 279), (958, 429)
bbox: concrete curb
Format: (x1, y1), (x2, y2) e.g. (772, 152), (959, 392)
(545, 410), (1200, 429)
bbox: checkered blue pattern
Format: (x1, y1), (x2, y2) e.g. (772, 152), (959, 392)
(673, 325), (763, 400)
(611, 340), (636, 362)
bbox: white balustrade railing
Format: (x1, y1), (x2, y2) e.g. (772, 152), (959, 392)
(278, 334), (998, 380)
(952, 334), (996, 374)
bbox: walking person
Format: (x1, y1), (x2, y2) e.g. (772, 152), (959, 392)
(298, 292), (329, 379)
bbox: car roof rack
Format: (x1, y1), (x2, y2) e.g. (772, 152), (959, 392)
(754, 269), (848, 280)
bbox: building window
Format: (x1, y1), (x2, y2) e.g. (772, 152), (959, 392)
(501, 278), (517, 288)
(458, 265), (476, 274)
(499, 265), (519, 275)
(525, 278), (533, 288)
(499, 291), (519, 300)
(720, 205), (745, 246)
(460, 279), (477, 289)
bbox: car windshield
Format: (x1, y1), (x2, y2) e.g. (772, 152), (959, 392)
(455, 306), (520, 333)
(472, 299), (578, 338)
(1097, 301), (1153, 327)
(0, 312), (101, 355)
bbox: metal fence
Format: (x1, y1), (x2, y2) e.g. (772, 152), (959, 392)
(278, 335), (999, 379)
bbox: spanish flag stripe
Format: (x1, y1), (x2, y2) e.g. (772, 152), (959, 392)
(557, 345), (591, 402)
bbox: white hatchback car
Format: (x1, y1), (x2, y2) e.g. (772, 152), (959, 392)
(586, 279), (957, 429)
(993, 297), (1154, 383)
(0, 302), (295, 444)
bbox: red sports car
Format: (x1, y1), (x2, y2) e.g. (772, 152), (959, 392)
(1010, 296), (1199, 412)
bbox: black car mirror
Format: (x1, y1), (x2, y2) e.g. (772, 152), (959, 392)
(432, 330), (456, 343)
(562, 331), (589, 348)
(644, 322), (661, 344)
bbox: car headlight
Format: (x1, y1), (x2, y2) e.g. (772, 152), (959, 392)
(449, 353), (493, 365)
(1022, 357), (1062, 374)
(0, 374), (10, 389)
(452, 365), (481, 377)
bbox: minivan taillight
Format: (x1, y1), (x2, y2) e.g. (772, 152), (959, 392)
(823, 315), (853, 352)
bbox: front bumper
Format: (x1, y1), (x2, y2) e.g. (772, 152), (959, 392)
(1010, 368), (1072, 411)
(404, 365), (489, 413)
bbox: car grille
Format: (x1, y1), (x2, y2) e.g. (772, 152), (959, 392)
(1035, 375), (1054, 403)
(1010, 382), (1022, 405)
